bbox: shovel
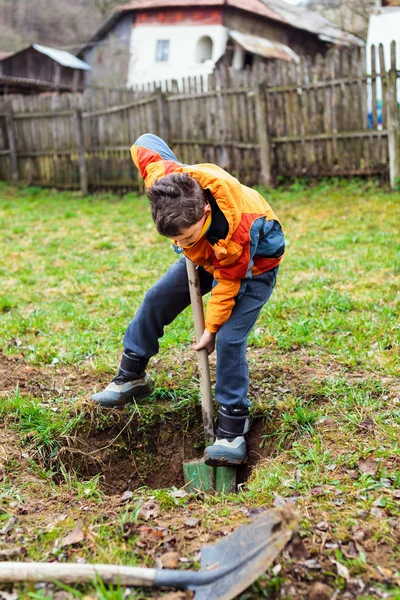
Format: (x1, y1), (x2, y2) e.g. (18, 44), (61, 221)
(183, 258), (236, 493)
(0, 505), (299, 599)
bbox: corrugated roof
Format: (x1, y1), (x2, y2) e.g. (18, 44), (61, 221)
(229, 30), (300, 62)
(259, 0), (363, 46)
(32, 44), (91, 71)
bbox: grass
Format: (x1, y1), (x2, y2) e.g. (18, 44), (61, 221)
(0, 178), (399, 599)
(0, 179), (399, 374)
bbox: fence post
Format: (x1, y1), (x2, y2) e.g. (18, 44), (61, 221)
(156, 88), (170, 143)
(5, 111), (19, 184)
(387, 41), (400, 190)
(75, 109), (88, 195)
(255, 83), (273, 188)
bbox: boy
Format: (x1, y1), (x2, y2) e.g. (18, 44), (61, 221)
(92, 133), (284, 466)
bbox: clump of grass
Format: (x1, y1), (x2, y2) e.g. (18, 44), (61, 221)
(262, 397), (320, 450)
(0, 388), (85, 465)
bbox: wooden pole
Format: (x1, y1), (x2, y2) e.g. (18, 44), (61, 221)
(156, 88), (169, 143)
(185, 258), (215, 445)
(0, 563), (156, 586)
(5, 111), (19, 184)
(387, 41), (400, 190)
(255, 83), (273, 188)
(75, 109), (88, 195)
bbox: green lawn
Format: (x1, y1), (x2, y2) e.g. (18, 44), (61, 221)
(0, 179), (398, 374)
(0, 179), (399, 600)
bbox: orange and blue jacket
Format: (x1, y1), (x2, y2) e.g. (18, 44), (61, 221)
(131, 134), (284, 334)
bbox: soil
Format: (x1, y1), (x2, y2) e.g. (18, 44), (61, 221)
(0, 349), (397, 495)
(1, 350), (399, 599)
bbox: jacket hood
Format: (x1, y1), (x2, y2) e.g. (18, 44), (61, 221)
(131, 133), (244, 238)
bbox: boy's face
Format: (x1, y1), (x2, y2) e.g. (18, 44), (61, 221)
(171, 203), (211, 249)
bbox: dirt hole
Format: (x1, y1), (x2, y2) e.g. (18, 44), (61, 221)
(0, 353), (272, 495)
(56, 414), (271, 495)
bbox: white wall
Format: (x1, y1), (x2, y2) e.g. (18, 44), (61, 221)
(127, 24), (228, 87)
(366, 10), (400, 104)
(367, 11), (400, 73)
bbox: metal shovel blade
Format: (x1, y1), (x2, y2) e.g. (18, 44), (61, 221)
(0, 506), (298, 598)
(191, 504), (298, 600)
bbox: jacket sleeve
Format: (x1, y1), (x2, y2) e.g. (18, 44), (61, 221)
(204, 217), (266, 333)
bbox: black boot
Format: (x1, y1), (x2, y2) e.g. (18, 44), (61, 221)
(91, 350), (152, 408)
(204, 406), (251, 466)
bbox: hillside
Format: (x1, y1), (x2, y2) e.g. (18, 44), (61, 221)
(0, 0), (122, 54)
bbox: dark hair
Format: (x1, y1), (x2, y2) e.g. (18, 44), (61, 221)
(147, 173), (207, 237)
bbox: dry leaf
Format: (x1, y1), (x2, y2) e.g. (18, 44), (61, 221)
(309, 582), (332, 600)
(0, 516), (17, 535)
(0, 592), (19, 600)
(358, 457), (378, 476)
(122, 522), (137, 539)
(184, 517), (200, 528)
(120, 490), (133, 503)
(138, 525), (166, 545)
(334, 560), (350, 580)
(61, 521), (84, 547)
(0, 547), (23, 559)
(138, 499), (160, 521)
(160, 551), (180, 569)
(303, 559), (322, 569)
(170, 489), (188, 499)
(358, 417), (375, 431)
(272, 564), (282, 576)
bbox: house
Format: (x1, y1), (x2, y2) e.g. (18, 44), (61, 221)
(365, 0), (400, 122)
(78, 0), (363, 89)
(367, 0), (400, 70)
(0, 44), (91, 94)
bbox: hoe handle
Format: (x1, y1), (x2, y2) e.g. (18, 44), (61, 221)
(186, 258), (215, 444)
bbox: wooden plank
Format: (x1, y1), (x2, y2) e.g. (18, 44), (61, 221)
(272, 130), (388, 142)
(379, 44), (388, 130)
(387, 41), (400, 188)
(255, 84), (273, 187)
(5, 111), (19, 183)
(75, 109), (88, 195)
(265, 74), (373, 93)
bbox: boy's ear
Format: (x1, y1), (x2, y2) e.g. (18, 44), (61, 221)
(204, 203), (211, 215)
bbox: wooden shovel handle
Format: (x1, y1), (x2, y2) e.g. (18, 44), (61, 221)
(186, 258), (215, 444)
(0, 563), (156, 586)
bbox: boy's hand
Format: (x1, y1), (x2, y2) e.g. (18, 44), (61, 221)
(193, 330), (216, 354)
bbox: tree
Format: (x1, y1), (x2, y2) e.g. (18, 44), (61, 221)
(0, 0), (123, 52)
(300, 0), (375, 39)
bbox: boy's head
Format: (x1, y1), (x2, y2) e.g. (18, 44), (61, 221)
(147, 173), (211, 248)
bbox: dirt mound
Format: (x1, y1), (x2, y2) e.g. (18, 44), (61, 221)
(0, 352), (101, 399)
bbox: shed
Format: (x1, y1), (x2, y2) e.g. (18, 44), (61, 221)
(0, 44), (91, 93)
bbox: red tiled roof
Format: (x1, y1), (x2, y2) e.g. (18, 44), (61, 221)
(118, 0), (285, 23)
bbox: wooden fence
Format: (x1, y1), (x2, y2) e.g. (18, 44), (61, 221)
(1, 43), (399, 191)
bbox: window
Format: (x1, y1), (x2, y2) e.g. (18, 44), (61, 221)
(156, 40), (170, 62)
(195, 36), (213, 63)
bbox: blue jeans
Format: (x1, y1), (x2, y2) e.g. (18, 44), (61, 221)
(123, 257), (278, 409)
